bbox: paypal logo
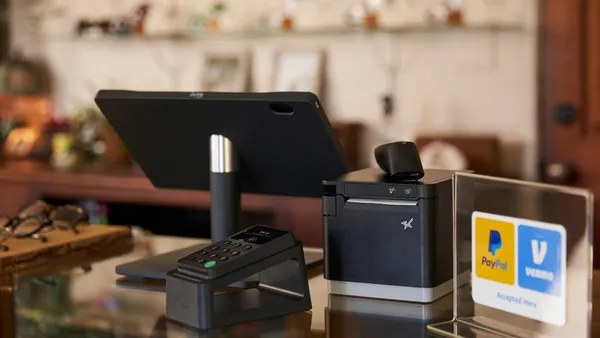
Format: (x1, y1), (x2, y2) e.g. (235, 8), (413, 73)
(481, 256), (508, 270)
(473, 216), (515, 285)
(480, 229), (508, 270)
(488, 230), (502, 256)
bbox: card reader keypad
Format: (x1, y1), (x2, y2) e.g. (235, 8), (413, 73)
(181, 240), (256, 267)
(176, 225), (296, 279)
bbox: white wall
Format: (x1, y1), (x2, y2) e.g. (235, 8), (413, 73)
(9, 0), (538, 179)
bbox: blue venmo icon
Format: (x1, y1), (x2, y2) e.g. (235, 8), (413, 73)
(518, 224), (563, 296)
(488, 230), (502, 256)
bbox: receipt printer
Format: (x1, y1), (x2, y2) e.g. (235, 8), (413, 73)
(323, 141), (461, 303)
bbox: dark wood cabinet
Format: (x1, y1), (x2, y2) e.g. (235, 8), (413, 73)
(539, 0), (600, 267)
(332, 121), (364, 170)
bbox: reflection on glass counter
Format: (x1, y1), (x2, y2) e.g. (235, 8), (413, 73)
(326, 293), (456, 338)
(14, 269), (463, 338)
(6, 232), (462, 338)
(13, 272), (314, 338)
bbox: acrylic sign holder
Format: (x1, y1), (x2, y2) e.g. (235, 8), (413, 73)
(428, 172), (593, 338)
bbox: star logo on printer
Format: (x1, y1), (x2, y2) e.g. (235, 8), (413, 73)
(402, 218), (414, 230)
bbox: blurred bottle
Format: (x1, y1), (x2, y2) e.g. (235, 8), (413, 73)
(344, 0), (388, 30)
(281, 0), (297, 31)
(426, 0), (465, 26)
(445, 0), (465, 25)
(49, 120), (77, 168)
(78, 200), (109, 225)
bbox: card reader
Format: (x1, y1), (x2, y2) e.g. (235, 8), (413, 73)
(166, 225), (312, 330)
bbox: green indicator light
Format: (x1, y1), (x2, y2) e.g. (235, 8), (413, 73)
(204, 261), (216, 268)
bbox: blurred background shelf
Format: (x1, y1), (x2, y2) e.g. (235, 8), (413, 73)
(44, 23), (528, 42)
(0, 121), (362, 247)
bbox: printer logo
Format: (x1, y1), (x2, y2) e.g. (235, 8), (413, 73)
(190, 92), (204, 99)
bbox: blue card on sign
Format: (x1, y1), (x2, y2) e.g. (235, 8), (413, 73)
(518, 225), (564, 297)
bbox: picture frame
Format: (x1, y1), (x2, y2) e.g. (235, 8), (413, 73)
(201, 52), (250, 92)
(272, 49), (324, 97)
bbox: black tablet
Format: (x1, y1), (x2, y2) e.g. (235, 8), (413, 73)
(95, 91), (349, 197)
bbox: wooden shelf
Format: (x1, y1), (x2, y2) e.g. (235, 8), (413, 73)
(45, 23), (527, 43)
(0, 159), (324, 246)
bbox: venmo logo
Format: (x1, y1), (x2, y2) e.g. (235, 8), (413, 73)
(525, 239), (553, 281)
(518, 225), (563, 296)
(531, 240), (547, 264)
(525, 266), (554, 281)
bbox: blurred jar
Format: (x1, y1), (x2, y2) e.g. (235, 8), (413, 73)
(51, 132), (77, 169)
(344, 0), (389, 30)
(426, 0), (465, 25)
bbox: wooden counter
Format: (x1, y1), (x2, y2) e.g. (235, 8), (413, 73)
(0, 160), (324, 246)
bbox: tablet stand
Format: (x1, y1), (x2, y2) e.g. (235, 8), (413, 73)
(209, 134), (241, 242)
(210, 134), (258, 289)
(166, 242), (312, 330)
(97, 91), (351, 280)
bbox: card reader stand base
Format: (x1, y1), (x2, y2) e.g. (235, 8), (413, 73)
(165, 242), (312, 330)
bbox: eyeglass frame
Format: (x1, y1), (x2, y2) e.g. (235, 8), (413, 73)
(0, 202), (90, 251)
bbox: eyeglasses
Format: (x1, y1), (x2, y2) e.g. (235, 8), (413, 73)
(0, 215), (12, 251)
(0, 200), (89, 251)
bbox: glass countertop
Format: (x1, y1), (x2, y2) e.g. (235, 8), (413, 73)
(4, 235), (458, 337)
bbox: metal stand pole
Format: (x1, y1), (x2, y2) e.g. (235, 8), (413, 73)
(210, 135), (241, 242)
(210, 135), (256, 289)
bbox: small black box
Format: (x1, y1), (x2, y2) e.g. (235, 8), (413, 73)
(323, 168), (461, 303)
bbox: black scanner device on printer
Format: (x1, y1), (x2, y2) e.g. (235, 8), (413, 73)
(323, 141), (464, 303)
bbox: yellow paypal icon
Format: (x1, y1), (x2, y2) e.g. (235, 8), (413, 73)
(474, 216), (515, 285)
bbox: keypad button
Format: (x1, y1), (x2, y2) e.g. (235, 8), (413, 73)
(197, 259), (206, 264)
(223, 241), (231, 245)
(199, 251), (208, 256)
(209, 253), (218, 258)
(219, 256), (228, 261)
(204, 261), (216, 268)
(210, 246), (220, 251)
(231, 250), (240, 256)
(232, 243), (242, 248)
(242, 245), (252, 250)
(221, 248), (230, 253)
